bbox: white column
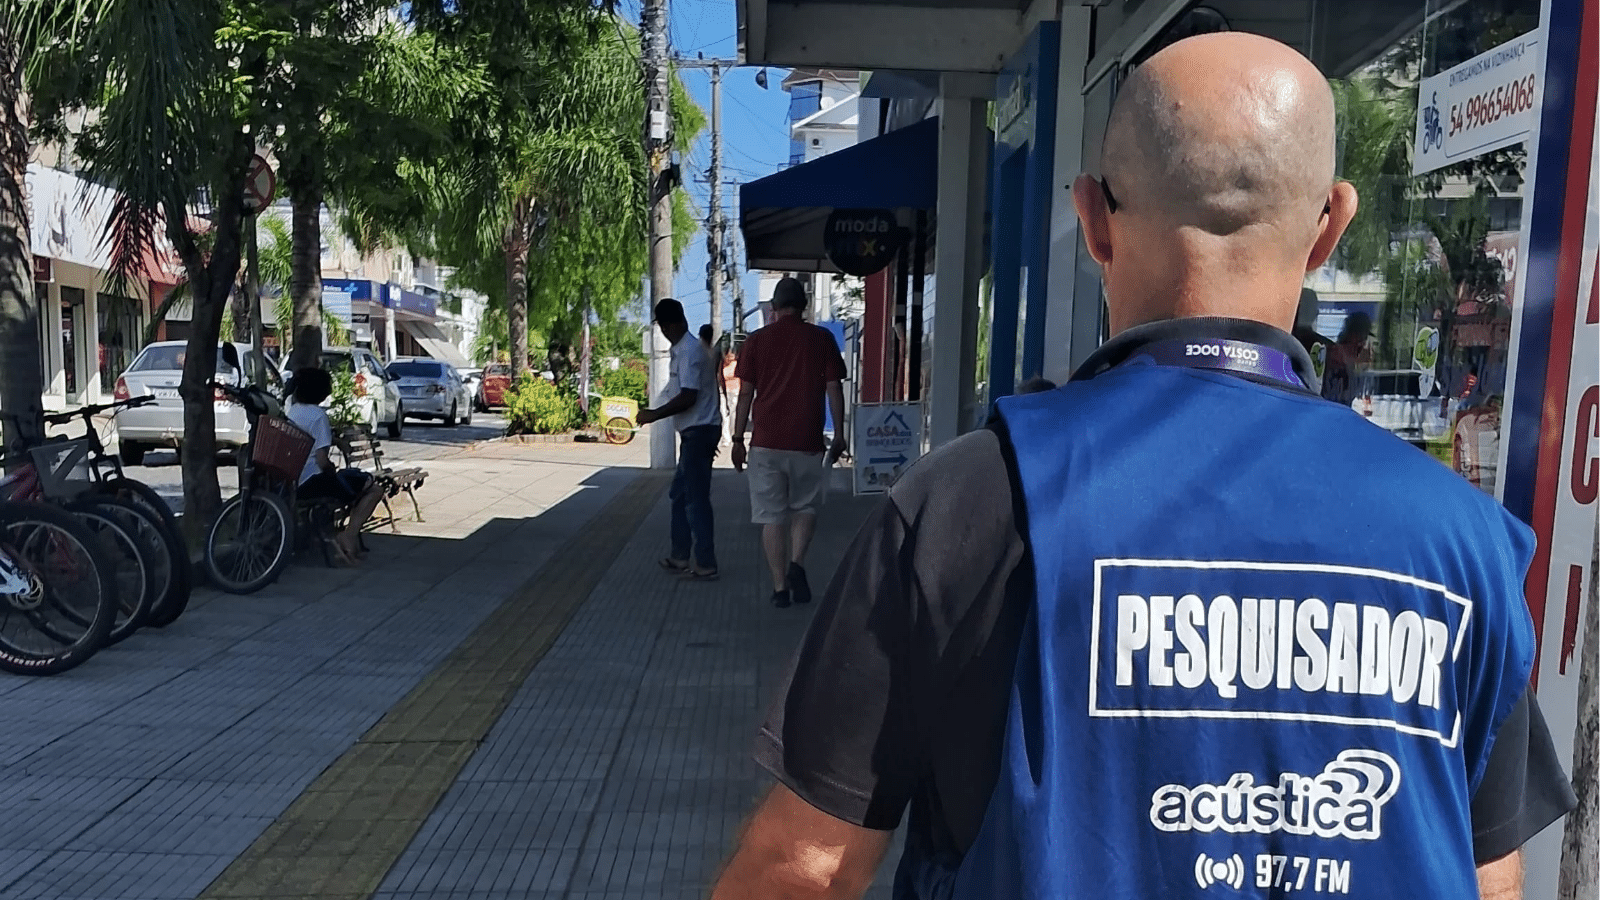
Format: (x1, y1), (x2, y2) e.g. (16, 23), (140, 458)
(648, 325), (675, 469)
(1041, 7), (1092, 383)
(83, 286), (101, 403)
(42, 282), (63, 404)
(383, 302), (397, 363)
(929, 83), (989, 448)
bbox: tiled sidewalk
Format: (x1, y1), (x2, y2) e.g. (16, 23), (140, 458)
(0, 438), (885, 899)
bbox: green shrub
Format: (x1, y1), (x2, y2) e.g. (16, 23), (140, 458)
(328, 370), (363, 431)
(599, 364), (649, 406)
(506, 374), (580, 435)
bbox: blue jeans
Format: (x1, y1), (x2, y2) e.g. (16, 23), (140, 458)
(670, 425), (719, 570)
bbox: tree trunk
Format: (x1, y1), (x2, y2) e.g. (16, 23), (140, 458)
(1558, 529), (1599, 900)
(229, 281), (250, 343)
(286, 185), (323, 369)
(174, 132), (252, 543)
(504, 195), (534, 380)
(0, 30), (44, 449)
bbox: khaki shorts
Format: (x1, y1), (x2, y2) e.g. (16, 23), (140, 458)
(748, 448), (827, 524)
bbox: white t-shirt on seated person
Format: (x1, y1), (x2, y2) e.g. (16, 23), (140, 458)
(287, 401), (333, 485)
(665, 333), (723, 432)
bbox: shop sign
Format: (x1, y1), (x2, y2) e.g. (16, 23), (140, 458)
(1497, 4), (1596, 893)
(853, 402), (922, 495)
(1413, 29), (1544, 176)
(27, 163), (115, 271)
(321, 289), (353, 324)
(824, 209), (905, 277)
(32, 256), (52, 283)
(351, 312), (370, 325)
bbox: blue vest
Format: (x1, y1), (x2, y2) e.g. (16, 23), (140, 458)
(946, 360), (1536, 899)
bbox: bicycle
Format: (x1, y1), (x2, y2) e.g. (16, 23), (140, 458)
(3, 396), (192, 629)
(0, 428), (155, 645)
(204, 350), (311, 595)
(0, 498), (119, 674)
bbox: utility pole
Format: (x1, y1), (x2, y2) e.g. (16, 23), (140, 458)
(642, 0), (674, 469)
(706, 61), (723, 339)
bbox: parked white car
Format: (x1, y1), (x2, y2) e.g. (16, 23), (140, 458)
(284, 347), (405, 439)
(113, 341), (283, 464)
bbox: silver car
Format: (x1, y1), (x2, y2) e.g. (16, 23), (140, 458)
(388, 358), (472, 426)
(113, 340), (283, 465)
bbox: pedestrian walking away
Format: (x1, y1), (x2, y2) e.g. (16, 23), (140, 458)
(638, 299), (723, 580)
(730, 277), (848, 608)
(710, 33), (1575, 900)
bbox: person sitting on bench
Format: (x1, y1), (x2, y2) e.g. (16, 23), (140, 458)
(286, 367), (385, 565)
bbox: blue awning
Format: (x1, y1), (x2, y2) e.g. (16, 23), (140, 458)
(740, 117), (941, 273)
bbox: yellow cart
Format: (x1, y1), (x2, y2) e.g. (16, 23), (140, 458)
(600, 396), (639, 445)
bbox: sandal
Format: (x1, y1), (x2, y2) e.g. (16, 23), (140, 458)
(659, 557), (691, 573)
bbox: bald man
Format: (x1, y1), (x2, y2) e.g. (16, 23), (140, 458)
(709, 34), (1572, 900)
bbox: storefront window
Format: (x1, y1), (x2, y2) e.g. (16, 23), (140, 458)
(98, 293), (141, 391)
(60, 286), (83, 399)
(1307, 0), (1541, 496)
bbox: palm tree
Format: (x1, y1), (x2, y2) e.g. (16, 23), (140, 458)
(15, 0), (269, 532)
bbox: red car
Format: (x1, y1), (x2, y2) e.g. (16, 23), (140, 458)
(477, 363), (511, 410)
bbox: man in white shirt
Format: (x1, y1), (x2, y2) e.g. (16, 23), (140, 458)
(637, 298), (723, 580)
(286, 367), (384, 565)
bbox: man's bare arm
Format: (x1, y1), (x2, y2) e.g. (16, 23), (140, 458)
(825, 381), (846, 453)
(709, 784), (892, 900)
(733, 382), (756, 438)
(1477, 850), (1521, 900)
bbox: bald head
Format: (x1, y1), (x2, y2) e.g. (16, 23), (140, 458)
(1075, 33), (1357, 334)
(1104, 33), (1335, 239)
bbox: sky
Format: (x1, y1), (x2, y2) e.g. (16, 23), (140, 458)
(617, 0), (795, 332)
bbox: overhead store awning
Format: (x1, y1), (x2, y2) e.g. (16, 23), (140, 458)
(399, 319), (470, 369)
(740, 116), (940, 273)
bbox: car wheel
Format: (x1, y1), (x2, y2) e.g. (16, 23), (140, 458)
(463, 402), (473, 426)
(445, 402), (459, 427)
(118, 442), (148, 466)
(387, 403), (404, 439)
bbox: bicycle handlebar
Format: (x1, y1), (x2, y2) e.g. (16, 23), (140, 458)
(40, 395), (156, 426)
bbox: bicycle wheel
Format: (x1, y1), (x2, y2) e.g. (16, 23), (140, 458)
(0, 501), (118, 674)
(61, 499), (152, 645)
(95, 478), (192, 627)
(205, 492), (293, 595)
(604, 417), (635, 445)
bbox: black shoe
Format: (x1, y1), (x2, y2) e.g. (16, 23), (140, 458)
(788, 563), (811, 604)
(771, 590), (792, 609)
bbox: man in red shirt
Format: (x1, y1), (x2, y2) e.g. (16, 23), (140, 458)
(731, 278), (847, 607)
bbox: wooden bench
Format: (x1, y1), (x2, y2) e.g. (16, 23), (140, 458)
(336, 425), (427, 531)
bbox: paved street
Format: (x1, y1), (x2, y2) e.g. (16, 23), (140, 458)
(0, 432), (893, 899)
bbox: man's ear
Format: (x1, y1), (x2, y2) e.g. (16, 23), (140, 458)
(1071, 174), (1115, 266)
(1307, 180), (1359, 272)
